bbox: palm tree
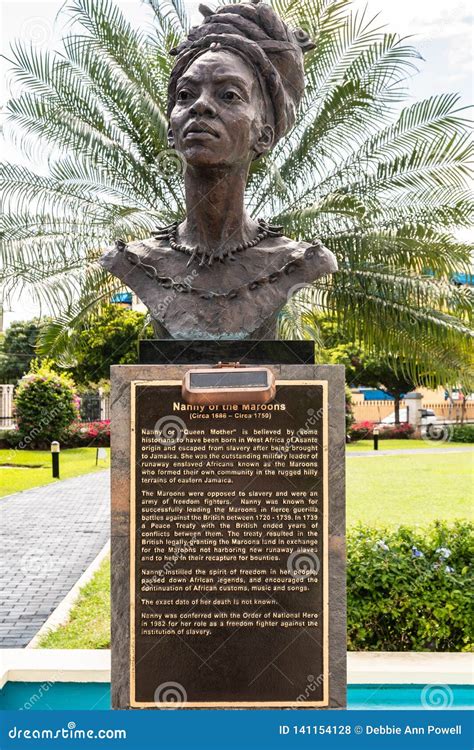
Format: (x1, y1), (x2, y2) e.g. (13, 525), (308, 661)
(1, 0), (472, 383)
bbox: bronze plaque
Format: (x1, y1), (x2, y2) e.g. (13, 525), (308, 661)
(130, 380), (328, 708)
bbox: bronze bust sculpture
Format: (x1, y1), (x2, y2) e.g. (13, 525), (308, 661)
(100, 1), (337, 339)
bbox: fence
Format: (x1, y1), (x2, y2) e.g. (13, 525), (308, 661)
(78, 390), (110, 422)
(100, 393), (110, 421)
(352, 398), (474, 423)
(0, 386), (110, 429)
(0, 384), (14, 429)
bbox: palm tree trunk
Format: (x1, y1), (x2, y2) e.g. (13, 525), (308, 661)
(460, 394), (466, 425)
(394, 397), (401, 425)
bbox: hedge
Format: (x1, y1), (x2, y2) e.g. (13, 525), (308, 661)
(350, 420), (474, 443)
(348, 522), (473, 651)
(451, 424), (474, 443)
(349, 421), (414, 441)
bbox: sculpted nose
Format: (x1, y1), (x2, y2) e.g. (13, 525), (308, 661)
(190, 94), (216, 117)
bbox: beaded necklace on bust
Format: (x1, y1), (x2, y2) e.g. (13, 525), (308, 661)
(114, 229), (323, 303)
(152, 218), (284, 267)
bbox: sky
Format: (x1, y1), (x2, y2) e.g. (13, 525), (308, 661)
(0, 0), (472, 327)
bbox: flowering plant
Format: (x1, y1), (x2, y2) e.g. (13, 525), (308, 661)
(349, 421), (415, 441)
(66, 420), (111, 447)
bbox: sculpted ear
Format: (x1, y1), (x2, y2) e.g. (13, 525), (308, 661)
(253, 124), (275, 158)
(167, 126), (175, 149)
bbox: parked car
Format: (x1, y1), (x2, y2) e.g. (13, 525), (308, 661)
(381, 408), (437, 426)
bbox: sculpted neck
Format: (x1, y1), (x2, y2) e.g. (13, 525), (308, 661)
(179, 163), (256, 250)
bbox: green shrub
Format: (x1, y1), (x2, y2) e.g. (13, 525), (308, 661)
(451, 424), (474, 443)
(14, 361), (79, 448)
(0, 429), (23, 449)
(348, 521), (473, 651)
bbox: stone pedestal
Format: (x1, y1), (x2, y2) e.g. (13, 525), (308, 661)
(139, 339), (316, 365)
(405, 392), (424, 429)
(110, 355), (346, 709)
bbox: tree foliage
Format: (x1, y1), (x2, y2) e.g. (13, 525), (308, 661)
(317, 316), (420, 422)
(351, 357), (418, 424)
(0, 319), (43, 384)
(0, 0), (472, 383)
(14, 361), (79, 446)
(67, 304), (153, 385)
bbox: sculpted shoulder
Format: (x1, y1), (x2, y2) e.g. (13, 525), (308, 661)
(274, 236), (338, 277)
(99, 236), (170, 273)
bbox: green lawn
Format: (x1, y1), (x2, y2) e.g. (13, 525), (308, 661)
(0, 447), (110, 498)
(347, 451), (473, 527)
(347, 439), (467, 451)
(38, 557), (110, 649)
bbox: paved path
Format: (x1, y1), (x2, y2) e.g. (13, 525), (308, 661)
(348, 447), (473, 457)
(0, 471), (109, 648)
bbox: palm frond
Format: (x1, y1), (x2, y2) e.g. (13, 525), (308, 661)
(0, 0), (472, 386)
(279, 267), (473, 384)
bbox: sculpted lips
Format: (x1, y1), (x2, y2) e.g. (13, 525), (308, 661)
(184, 120), (220, 138)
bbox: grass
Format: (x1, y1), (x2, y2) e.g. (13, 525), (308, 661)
(347, 439), (468, 451)
(0, 447), (110, 498)
(1, 442), (465, 498)
(36, 448), (473, 650)
(347, 451), (473, 527)
(38, 557), (111, 649)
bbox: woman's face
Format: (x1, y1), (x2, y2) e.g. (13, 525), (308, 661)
(169, 50), (271, 168)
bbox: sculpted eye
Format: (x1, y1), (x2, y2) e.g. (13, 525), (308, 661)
(177, 89), (192, 101)
(222, 90), (241, 102)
